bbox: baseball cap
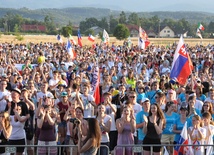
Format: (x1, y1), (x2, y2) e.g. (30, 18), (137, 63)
(45, 93), (54, 99)
(180, 102), (188, 110)
(12, 88), (21, 94)
(61, 92), (68, 97)
(142, 98), (150, 103)
(61, 72), (67, 76)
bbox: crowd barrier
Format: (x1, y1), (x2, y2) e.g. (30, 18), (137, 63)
(2, 144), (214, 155)
(114, 144), (214, 155)
(0, 144), (109, 155)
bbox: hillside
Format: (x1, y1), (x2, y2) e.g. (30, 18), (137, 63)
(0, 7), (214, 25)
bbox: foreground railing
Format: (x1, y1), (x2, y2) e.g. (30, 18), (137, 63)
(1, 144), (214, 155)
(0, 144), (109, 155)
(114, 144), (214, 155)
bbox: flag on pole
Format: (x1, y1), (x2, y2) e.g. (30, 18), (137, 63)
(138, 26), (150, 50)
(198, 23), (205, 31)
(196, 28), (203, 39)
(90, 66), (100, 105)
(183, 31), (188, 38)
(57, 34), (63, 43)
(66, 39), (76, 59)
(102, 29), (110, 44)
(170, 36), (193, 85)
(127, 36), (132, 48)
(77, 29), (82, 47)
(69, 34), (76, 45)
(173, 122), (193, 155)
(88, 34), (95, 42)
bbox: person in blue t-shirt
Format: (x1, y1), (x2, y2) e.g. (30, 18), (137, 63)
(172, 105), (188, 144)
(161, 101), (179, 154)
(136, 84), (146, 104)
(136, 98), (150, 144)
(146, 81), (159, 104)
(187, 96), (201, 127)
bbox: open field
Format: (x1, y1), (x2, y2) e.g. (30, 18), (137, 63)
(0, 34), (213, 46)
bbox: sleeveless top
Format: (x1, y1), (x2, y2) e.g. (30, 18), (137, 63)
(145, 116), (161, 139)
(38, 121), (56, 141)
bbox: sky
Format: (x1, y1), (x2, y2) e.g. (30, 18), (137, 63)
(0, 0), (213, 13)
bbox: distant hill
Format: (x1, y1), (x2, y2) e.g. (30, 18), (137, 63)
(0, 7), (214, 25)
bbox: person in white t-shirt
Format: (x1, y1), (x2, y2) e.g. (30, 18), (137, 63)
(188, 115), (206, 155)
(0, 80), (12, 112)
(9, 105), (28, 155)
(80, 84), (96, 118)
(49, 70), (60, 91)
(96, 104), (112, 155)
(102, 92), (117, 152)
(201, 112), (214, 154)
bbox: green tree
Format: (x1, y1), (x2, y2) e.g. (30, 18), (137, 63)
(84, 29), (95, 36)
(109, 15), (119, 33)
(13, 24), (20, 34)
(79, 17), (99, 32)
(61, 26), (72, 37)
(44, 15), (56, 34)
(119, 11), (127, 24)
(207, 22), (214, 33)
(128, 13), (140, 25)
(113, 24), (130, 40)
(98, 17), (108, 31)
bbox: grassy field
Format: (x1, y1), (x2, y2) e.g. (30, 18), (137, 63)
(0, 34), (213, 46)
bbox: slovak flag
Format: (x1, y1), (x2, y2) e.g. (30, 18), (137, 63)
(88, 34), (95, 42)
(77, 29), (82, 47)
(174, 122), (193, 155)
(170, 36), (193, 85)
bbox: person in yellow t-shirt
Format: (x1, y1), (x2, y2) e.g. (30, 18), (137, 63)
(126, 71), (136, 89)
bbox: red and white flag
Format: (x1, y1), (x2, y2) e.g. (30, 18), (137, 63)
(77, 29), (82, 47)
(88, 34), (95, 42)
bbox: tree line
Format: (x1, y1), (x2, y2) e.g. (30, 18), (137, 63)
(0, 11), (214, 39)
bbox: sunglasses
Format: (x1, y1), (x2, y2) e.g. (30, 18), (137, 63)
(203, 104), (209, 107)
(129, 96), (136, 98)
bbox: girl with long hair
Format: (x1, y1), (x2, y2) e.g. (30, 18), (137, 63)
(188, 115), (206, 155)
(115, 105), (136, 155)
(201, 112), (214, 155)
(201, 101), (214, 119)
(143, 103), (166, 155)
(96, 104), (111, 155)
(37, 96), (58, 155)
(0, 111), (12, 154)
(77, 118), (101, 155)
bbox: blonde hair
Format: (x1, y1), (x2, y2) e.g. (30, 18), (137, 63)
(0, 111), (11, 130)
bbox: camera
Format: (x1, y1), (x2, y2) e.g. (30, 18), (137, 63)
(69, 118), (80, 124)
(43, 105), (49, 109)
